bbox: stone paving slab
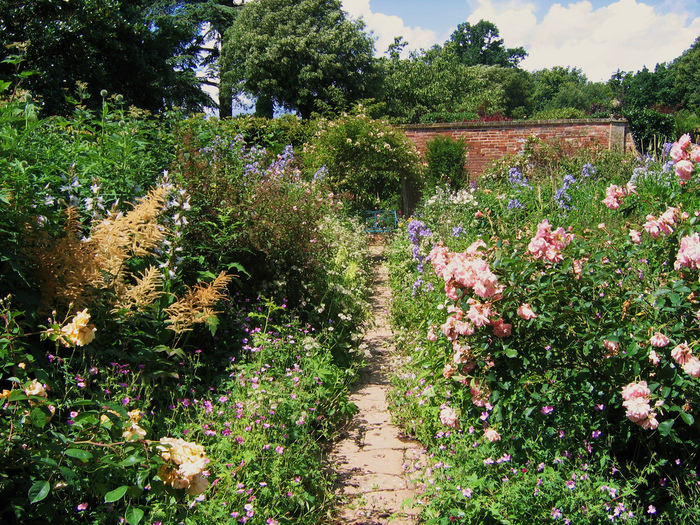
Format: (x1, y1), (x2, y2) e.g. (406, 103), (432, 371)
(328, 241), (426, 524)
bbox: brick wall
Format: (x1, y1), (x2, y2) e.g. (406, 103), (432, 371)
(404, 119), (637, 177)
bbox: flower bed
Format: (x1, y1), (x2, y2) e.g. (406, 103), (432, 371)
(388, 135), (700, 523)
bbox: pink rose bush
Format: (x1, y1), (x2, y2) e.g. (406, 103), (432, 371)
(621, 381), (659, 430)
(430, 242), (511, 341)
(527, 219), (574, 263)
(668, 133), (699, 183)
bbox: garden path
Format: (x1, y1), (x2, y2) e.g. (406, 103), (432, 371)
(329, 239), (426, 524)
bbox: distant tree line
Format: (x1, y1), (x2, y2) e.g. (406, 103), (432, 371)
(2, 0), (700, 150)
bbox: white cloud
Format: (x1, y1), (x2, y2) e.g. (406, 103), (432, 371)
(468, 0), (700, 81)
(341, 0), (440, 55)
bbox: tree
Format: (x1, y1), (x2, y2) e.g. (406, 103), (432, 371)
(444, 20), (526, 68)
(609, 64), (680, 112)
(220, 0), (377, 119)
(674, 37), (700, 114)
(0, 0), (212, 115)
(173, 0), (245, 117)
(530, 66), (588, 113)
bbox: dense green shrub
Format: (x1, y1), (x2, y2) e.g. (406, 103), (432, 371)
(424, 135), (469, 192)
(623, 106), (676, 155)
(530, 107), (587, 120)
(303, 106), (423, 213)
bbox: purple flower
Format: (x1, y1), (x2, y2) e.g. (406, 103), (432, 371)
(551, 508), (562, 519)
(541, 405), (554, 415)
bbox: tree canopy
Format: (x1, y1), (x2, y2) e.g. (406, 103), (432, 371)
(444, 20), (527, 68)
(219, 0), (377, 119)
(0, 0), (213, 115)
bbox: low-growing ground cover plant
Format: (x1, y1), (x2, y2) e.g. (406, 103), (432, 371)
(388, 136), (700, 523)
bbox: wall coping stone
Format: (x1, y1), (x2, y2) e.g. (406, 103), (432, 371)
(403, 118), (629, 131)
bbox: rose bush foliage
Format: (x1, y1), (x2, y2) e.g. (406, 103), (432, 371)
(388, 136), (700, 522)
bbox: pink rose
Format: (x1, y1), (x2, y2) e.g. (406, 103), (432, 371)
(603, 340), (619, 353)
(649, 350), (661, 366)
(439, 405), (460, 429)
(492, 319), (512, 338)
(675, 160), (694, 182)
(621, 381), (650, 401)
(691, 146), (700, 163)
(639, 413), (659, 430)
(682, 356), (700, 378)
(624, 396), (651, 422)
(649, 332), (670, 348)
(629, 229), (642, 244)
(484, 428), (501, 442)
(675, 233), (700, 271)
(672, 342), (693, 365)
(678, 133), (692, 149)
(670, 143), (687, 161)
(517, 303), (538, 320)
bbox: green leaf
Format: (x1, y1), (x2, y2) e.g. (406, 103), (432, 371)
(28, 480), (50, 504)
(505, 347), (518, 358)
(657, 419), (674, 437)
(119, 454), (143, 467)
(125, 507), (144, 525)
(205, 315), (220, 336)
(680, 411), (695, 426)
(65, 448), (93, 462)
(59, 466), (78, 482)
(30, 407), (47, 429)
(105, 485), (129, 503)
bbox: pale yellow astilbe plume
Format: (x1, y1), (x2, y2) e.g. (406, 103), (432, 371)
(164, 271), (232, 334)
(111, 265), (163, 315)
(28, 206), (102, 309)
(90, 185), (169, 286)
(27, 186), (169, 310)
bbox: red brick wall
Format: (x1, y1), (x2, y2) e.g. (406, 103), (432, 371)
(404, 119), (636, 177)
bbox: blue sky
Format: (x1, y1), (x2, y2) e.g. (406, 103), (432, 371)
(341, 0), (700, 81)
